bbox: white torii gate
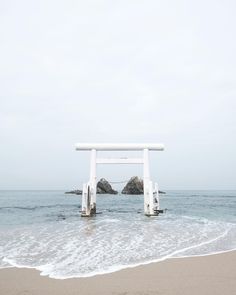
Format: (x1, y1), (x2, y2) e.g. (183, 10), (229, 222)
(75, 143), (165, 217)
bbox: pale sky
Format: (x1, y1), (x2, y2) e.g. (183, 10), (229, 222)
(0, 0), (235, 190)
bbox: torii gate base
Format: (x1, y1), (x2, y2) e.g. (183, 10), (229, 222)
(75, 143), (165, 217)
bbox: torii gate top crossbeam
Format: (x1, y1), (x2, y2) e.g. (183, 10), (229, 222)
(75, 143), (164, 151)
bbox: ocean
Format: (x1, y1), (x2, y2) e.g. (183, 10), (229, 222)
(0, 190), (235, 279)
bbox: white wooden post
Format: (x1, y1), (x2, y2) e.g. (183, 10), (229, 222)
(143, 149), (160, 216)
(81, 183), (91, 216)
(143, 148), (150, 215)
(154, 182), (160, 211)
(89, 149), (97, 214)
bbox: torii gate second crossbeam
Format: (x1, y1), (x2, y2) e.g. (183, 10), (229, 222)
(75, 143), (165, 217)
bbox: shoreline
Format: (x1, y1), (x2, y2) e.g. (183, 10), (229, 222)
(2, 247), (236, 279)
(1, 250), (236, 295)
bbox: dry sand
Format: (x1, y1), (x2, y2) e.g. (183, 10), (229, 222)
(0, 251), (235, 295)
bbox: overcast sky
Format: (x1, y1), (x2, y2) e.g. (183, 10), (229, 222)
(0, 0), (235, 190)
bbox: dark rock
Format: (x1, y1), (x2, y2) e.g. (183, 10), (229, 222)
(65, 178), (117, 195)
(122, 176), (143, 195)
(65, 190), (82, 195)
(66, 177), (164, 196)
(122, 176), (166, 195)
(97, 178), (118, 194)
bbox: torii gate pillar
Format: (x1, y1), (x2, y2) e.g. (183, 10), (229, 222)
(75, 143), (164, 217)
(89, 149), (97, 214)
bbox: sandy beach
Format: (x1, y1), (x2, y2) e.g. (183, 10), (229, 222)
(0, 250), (235, 295)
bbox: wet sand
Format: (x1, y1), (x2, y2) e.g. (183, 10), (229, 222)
(0, 251), (235, 295)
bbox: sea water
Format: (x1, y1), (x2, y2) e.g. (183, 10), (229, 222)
(0, 190), (235, 279)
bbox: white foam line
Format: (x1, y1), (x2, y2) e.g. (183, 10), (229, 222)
(172, 247), (236, 260)
(2, 247), (236, 280)
(43, 226), (235, 279)
(1, 226), (235, 280)
(165, 225), (232, 258)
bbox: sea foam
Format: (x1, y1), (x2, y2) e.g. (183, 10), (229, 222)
(0, 190), (235, 278)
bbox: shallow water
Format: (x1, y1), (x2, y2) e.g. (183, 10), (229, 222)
(0, 190), (235, 278)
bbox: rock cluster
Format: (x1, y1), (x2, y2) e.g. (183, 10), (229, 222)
(66, 177), (165, 195)
(65, 189), (82, 195)
(121, 176), (166, 195)
(97, 178), (118, 194)
(121, 176), (143, 195)
(65, 178), (117, 195)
